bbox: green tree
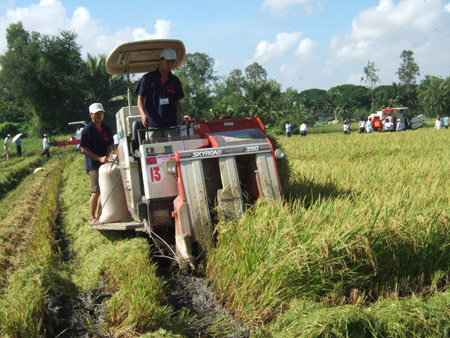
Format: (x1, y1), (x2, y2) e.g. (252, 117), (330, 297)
(0, 22), (38, 130)
(243, 67), (282, 126)
(213, 69), (247, 118)
(37, 31), (86, 133)
(397, 50), (420, 86)
(245, 62), (268, 83)
(213, 62), (283, 127)
(297, 88), (328, 114)
(0, 22), (87, 135)
(0, 84), (26, 125)
(361, 60), (380, 109)
(175, 52), (216, 120)
(396, 50), (420, 110)
(418, 75), (450, 117)
(84, 54), (127, 126)
(373, 85), (397, 108)
(327, 85), (370, 120)
(277, 88), (321, 129)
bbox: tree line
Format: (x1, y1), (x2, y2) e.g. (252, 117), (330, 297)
(1, 22), (449, 136)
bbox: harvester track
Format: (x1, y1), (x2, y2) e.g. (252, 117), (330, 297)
(155, 255), (250, 338)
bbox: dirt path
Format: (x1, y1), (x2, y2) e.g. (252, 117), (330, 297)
(159, 259), (250, 337)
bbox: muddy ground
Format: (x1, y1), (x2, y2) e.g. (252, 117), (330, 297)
(41, 281), (111, 337)
(41, 245), (249, 338)
(41, 270), (249, 337)
(164, 268), (250, 337)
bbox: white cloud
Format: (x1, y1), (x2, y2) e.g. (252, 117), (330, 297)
(376, 0), (395, 13)
(444, 3), (450, 12)
(325, 0), (450, 87)
(295, 38), (317, 57)
(254, 31), (301, 62)
(261, 0), (321, 17)
(3, 0), (70, 36)
(0, 1), (171, 58)
(132, 20), (171, 41)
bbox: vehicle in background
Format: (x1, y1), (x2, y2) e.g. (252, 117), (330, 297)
(368, 107), (425, 131)
(51, 121), (86, 147)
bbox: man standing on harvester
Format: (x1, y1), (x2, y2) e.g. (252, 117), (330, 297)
(80, 103), (114, 226)
(135, 48), (190, 138)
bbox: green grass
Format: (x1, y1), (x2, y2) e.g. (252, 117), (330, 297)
(0, 152), (75, 337)
(0, 156), (44, 197)
(207, 127), (450, 335)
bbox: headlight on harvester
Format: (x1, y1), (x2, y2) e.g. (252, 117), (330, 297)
(274, 148), (286, 159)
(167, 159), (177, 175)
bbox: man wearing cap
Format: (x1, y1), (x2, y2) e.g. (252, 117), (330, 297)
(80, 103), (114, 226)
(41, 134), (50, 158)
(2, 134), (11, 160)
(135, 48), (190, 138)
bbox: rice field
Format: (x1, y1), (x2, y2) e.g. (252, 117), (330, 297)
(207, 127), (450, 336)
(1, 124), (449, 336)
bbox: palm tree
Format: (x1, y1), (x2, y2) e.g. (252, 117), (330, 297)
(84, 54), (127, 123)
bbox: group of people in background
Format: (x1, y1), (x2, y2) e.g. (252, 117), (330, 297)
(434, 115), (448, 130)
(285, 121), (309, 137)
(1, 133), (50, 160)
(346, 116), (406, 135)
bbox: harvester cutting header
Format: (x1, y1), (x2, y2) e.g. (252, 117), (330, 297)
(95, 39), (285, 267)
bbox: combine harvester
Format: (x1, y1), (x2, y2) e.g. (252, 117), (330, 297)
(51, 121), (86, 147)
(94, 40), (285, 268)
(369, 107), (425, 131)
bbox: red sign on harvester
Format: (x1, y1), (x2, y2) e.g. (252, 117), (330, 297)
(146, 157), (157, 165)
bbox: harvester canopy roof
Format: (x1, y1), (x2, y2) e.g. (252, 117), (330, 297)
(381, 107), (408, 113)
(106, 39), (186, 75)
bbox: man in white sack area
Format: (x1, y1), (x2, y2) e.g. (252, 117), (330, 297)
(80, 103), (114, 226)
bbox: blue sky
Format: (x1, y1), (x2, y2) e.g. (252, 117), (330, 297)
(1, 0), (449, 92)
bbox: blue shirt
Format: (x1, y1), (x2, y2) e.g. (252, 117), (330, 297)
(15, 139), (21, 146)
(135, 68), (184, 128)
(80, 121), (114, 171)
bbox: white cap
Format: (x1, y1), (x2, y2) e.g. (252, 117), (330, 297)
(89, 103), (104, 114)
(160, 48), (177, 60)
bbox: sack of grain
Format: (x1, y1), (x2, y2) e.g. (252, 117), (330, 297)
(99, 162), (130, 223)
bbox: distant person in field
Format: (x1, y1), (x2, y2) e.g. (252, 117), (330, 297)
(396, 119), (405, 131)
(15, 138), (22, 157)
(366, 117), (373, 133)
(80, 103), (114, 226)
(41, 134), (50, 158)
(384, 116), (395, 132)
(435, 116), (443, 130)
(2, 134), (11, 160)
(343, 121), (351, 134)
(300, 122), (308, 136)
(443, 115), (448, 129)
(358, 118), (365, 133)
(285, 121), (292, 137)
